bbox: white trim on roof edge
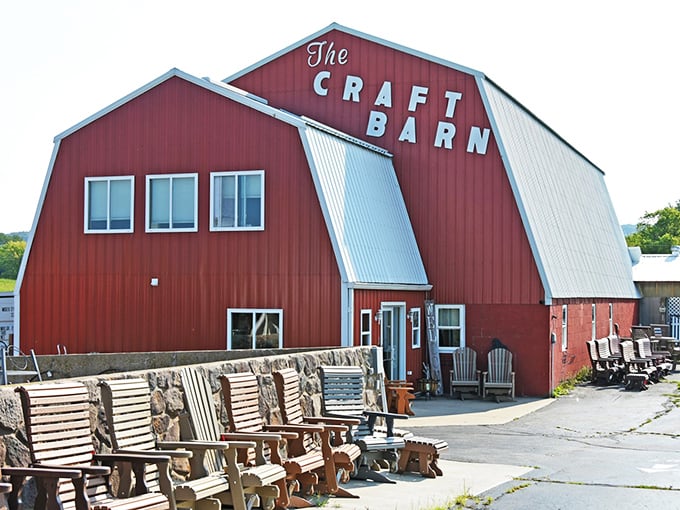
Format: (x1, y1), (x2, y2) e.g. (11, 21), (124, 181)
(223, 22), (484, 84)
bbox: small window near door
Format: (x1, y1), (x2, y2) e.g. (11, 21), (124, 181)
(410, 308), (421, 349)
(562, 305), (568, 351)
(227, 309), (282, 349)
(360, 309), (372, 346)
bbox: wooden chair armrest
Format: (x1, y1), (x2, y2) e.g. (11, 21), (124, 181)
(304, 415), (361, 426)
(364, 410), (409, 420)
(39, 462), (111, 477)
(158, 440), (254, 452)
(220, 432), (285, 442)
(265, 423), (323, 434)
(97, 451), (176, 463)
(302, 418), (349, 433)
(3, 466), (82, 479)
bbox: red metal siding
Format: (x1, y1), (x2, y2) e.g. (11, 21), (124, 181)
(352, 289), (428, 383)
(21, 77), (342, 354)
(229, 29), (545, 306)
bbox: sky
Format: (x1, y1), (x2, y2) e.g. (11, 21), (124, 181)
(1, 0), (678, 233)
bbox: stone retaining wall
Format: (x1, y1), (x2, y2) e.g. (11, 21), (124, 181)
(0, 346), (381, 481)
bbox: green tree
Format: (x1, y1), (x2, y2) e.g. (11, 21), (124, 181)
(0, 240), (26, 279)
(626, 201), (680, 253)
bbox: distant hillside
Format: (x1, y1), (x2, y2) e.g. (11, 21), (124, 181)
(621, 224), (636, 236)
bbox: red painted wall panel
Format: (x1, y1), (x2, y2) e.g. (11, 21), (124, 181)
(229, 29), (545, 306)
(21, 77), (342, 354)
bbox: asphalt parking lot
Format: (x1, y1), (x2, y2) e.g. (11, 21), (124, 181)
(329, 372), (680, 509)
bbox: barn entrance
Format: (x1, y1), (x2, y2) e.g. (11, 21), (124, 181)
(380, 302), (406, 380)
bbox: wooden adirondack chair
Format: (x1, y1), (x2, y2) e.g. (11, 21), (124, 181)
(482, 348), (515, 402)
(449, 347), (481, 399)
(219, 372), (327, 508)
(15, 381), (172, 510)
(318, 365), (407, 483)
(178, 367), (287, 510)
(272, 368), (360, 498)
(99, 377), (258, 510)
(1, 465), (88, 510)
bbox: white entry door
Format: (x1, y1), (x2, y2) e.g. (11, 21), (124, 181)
(380, 303), (406, 380)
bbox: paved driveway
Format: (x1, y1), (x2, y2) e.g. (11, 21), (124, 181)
(329, 372), (680, 509)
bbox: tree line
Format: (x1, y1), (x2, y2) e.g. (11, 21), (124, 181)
(0, 233), (26, 279)
(625, 200), (680, 254)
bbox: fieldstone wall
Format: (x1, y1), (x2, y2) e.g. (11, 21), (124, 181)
(0, 346), (381, 480)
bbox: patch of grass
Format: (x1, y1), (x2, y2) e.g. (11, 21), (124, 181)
(552, 367), (591, 397)
(505, 483), (531, 494)
(0, 278), (16, 292)
(448, 489), (493, 509)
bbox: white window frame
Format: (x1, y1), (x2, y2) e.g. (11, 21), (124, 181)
(227, 308), (283, 349)
(410, 307), (421, 349)
(435, 304), (465, 353)
(608, 303), (614, 335)
(562, 304), (568, 351)
(210, 170), (265, 231)
(84, 176), (134, 233)
(591, 304), (597, 340)
(146, 173), (198, 233)
(360, 309), (372, 346)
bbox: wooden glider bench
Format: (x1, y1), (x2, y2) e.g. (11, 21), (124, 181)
(320, 366), (448, 479)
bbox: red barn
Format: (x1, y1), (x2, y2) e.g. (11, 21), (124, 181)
(17, 24), (639, 396)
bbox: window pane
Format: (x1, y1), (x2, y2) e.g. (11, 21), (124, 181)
(217, 175), (235, 227)
(88, 180), (108, 230)
(238, 174), (261, 227)
(438, 328), (461, 348)
(438, 308), (459, 327)
(110, 179), (131, 229)
(231, 313), (253, 349)
(172, 177), (195, 228)
(255, 312), (280, 348)
(150, 178), (170, 228)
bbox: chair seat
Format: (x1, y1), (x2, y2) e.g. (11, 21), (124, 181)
(173, 474), (231, 501)
(356, 436), (406, 452)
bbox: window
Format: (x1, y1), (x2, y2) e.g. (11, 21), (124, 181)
(410, 308), (421, 348)
(562, 305), (568, 351)
(227, 309), (282, 349)
(591, 304), (597, 340)
(608, 303), (614, 335)
(211, 171), (264, 230)
(360, 310), (372, 346)
(84, 176), (133, 233)
(146, 173), (197, 232)
(435, 304), (465, 352)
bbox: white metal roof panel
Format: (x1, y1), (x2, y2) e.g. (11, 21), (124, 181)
(480, 78), (639, 301)
(300, 125), (429, 287)
(632, 252), (680, 282)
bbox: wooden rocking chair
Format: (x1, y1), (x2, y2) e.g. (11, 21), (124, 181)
(482, 348), (515, 402)
(219, 372), (327, 508)
(15, 381), (172, 510)
(272, 368), (361, 498)
(449, 347), (481, 399)
(178, 367), (287, 510)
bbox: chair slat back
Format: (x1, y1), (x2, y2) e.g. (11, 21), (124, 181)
(180, 367), (223, 472)
(636, 338), (653, 359)
(319, 366), (372, 438)
(273, 368), (316, 452)
(451, 347), (477, 381)
(17, 382), (106, 510)
(486, 348), (513, 384)
(219, 372), (265, 433)
(99, 378), (161, 491)
(608, 335), (622, 356)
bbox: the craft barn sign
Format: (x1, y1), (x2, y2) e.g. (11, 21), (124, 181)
(307, 40), (491, 154)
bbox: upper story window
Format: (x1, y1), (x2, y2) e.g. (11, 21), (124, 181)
(211, 171), (264, 231)
(227, 309), (282, 349)
(435, 304), (465, 352)
(146, 173), (198, 232)
(84, 176), (134, 233)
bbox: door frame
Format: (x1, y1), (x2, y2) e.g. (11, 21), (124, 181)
(379, 301), (407, 380)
